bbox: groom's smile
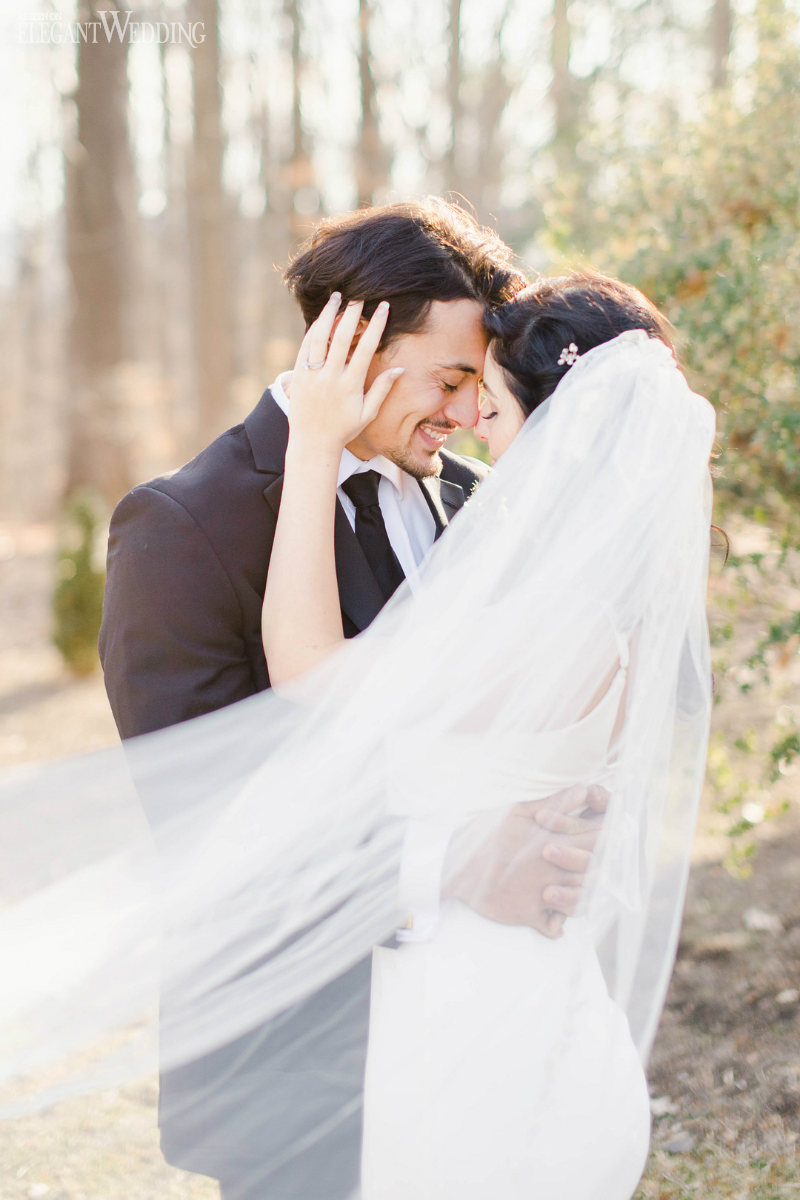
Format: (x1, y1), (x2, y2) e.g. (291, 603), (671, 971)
(417, 420), (456, 450)
(346, 298), (488, 478)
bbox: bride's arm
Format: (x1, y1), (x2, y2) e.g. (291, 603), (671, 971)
(263, 432), (343, 686)
(262, 294), (404, 686)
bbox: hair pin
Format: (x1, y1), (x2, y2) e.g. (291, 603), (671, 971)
(557, 343), (580, 367)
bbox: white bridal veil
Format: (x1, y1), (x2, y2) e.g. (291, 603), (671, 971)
(0, 332), (715, 1190)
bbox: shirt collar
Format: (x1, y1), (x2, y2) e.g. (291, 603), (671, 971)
(270, 372), (405, 497)
(271, 371), (292, 417)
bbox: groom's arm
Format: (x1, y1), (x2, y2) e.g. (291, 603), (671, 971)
(99, 484), (258, 739)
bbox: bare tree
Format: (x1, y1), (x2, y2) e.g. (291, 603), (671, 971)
(355, 0), (389, 207)
(247, 0), (317, 377)
(157, 30), (192, 434)
(186, 0), (232, 445)
(443, 0), (465, 192)
(471, 5), (516, 215)
(283, 0), (320, 247)
(257, 90), (301, 360)
(711, 0), (733, 88)
(550, 0), (580, 167)
(444, 1), (516, 220)
(64, 6), (137, 505)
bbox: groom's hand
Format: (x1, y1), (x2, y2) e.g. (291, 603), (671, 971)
(441, 784), (609, 939)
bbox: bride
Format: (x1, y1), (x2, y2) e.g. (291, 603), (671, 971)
(0, 273), (714, 1200)
(260, 273), (716, 1199)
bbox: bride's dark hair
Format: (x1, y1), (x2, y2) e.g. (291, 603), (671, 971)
(484, 271), (675, 417)
(487, 271), (730, 563)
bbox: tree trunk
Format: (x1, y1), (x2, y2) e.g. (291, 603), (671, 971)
(355, 0), (386, 207)
(550, 0), (578, 166)
(64, 5), (137, 505)
(284, 0), (318, 248)
(469, 3), (515, 217)
(186, 0), (232, 445)
(157, 33), (193, 458)
(444, 0), (464, 193)
(711, 0), (732, 89)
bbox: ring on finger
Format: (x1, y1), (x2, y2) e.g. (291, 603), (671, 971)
(303, 359), (326, 370)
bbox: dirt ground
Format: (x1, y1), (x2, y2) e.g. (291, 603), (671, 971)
(0, 521), (798, 1199)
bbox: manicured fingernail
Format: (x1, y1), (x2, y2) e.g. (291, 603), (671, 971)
(389, 367), (405, 378)
(378, 300), (390, 311)
(330, 291), (341, 302)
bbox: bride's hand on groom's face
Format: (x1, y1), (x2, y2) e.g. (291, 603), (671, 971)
(442, 785), (609, 939)
(287, 293), (405, 449)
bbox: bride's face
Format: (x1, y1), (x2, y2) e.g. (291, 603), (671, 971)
(476, 346), (526, 462)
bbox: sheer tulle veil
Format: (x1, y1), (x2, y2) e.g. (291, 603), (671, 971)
(0, 331), (715, 1184)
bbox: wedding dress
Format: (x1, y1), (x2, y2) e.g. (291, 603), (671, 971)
(0, 333), (715, 1200)
(362, 658), (651, 1200)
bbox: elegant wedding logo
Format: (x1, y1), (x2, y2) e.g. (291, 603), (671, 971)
(18, 10), (206, 47)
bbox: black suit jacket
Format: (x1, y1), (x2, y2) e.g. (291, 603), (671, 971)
(100, 388), (485, 739)
(98, 388), (488, 1193)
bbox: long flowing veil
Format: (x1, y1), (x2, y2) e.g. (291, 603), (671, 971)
(0, 332), (715, 1190)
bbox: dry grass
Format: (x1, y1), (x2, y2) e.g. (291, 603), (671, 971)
(0, 1084), (216, 1199)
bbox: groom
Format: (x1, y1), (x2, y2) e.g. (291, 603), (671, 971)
(99, 199), (602, 1199)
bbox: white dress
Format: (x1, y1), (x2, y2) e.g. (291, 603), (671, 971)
(360, 665), (652, 1200)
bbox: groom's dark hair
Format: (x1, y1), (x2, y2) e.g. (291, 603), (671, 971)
(284, 198), (526, 348)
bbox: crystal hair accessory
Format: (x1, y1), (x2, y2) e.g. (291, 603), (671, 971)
(557, 343), (580, 367)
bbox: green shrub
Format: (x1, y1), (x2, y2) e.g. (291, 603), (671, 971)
(543, 28), (800, 526)
(52, 492), (106, 676)
(540, 15), (800, 856)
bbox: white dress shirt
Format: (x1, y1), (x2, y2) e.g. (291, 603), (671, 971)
(271, 373), (436, 584)
(269, 373), (453, 940)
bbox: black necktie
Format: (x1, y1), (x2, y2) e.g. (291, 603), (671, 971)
(341, 470), (406, 602)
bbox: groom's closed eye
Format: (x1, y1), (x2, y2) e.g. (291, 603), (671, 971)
(437, 374), (472, 393)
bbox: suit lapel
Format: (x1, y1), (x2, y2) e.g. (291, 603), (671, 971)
(244, 389), (291, 474)
(418, 475), (466, 541)
(246, 391), (470, 630)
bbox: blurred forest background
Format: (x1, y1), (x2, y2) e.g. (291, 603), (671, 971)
(0, 0), (799, 1196)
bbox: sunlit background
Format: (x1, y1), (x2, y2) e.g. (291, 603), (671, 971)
(0, 1), (799, 1195)
(1, 0), (797, 516)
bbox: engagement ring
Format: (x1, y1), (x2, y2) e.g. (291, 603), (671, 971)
(303, 359), (326, 370)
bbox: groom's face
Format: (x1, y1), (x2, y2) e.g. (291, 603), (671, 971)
(346, 298), (488, 478)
